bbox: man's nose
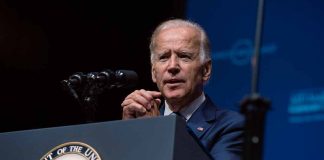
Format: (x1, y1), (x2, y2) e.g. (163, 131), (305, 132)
(167, 56), (180, 75)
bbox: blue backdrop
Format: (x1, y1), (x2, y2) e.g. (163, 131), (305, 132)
(186, 0), (324, 159)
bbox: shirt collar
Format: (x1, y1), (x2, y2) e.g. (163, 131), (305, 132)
(163, 93), (206, 121)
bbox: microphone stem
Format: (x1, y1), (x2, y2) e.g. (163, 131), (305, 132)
(251, 0), (265, 96)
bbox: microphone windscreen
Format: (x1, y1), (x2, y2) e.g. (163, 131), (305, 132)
(115, 70), (138, 88)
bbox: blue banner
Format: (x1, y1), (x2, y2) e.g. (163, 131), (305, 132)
(187, 0), (324, 159)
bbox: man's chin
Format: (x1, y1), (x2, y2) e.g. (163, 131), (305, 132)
(164, 92), (184, 101)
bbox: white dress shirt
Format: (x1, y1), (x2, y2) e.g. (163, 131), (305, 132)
(163, 93), (206, 121)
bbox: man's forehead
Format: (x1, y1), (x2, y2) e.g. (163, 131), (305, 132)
(158, 26), (199, 36)
(155, 28), (200, 44)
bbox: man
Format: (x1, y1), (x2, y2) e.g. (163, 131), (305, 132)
(121, 19), (244, 160)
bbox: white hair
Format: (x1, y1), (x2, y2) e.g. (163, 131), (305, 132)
(149, 19), (211, 64)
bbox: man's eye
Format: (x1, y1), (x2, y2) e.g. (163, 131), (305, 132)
(179, 54), (192, 60)
(159, 55), (168, 61)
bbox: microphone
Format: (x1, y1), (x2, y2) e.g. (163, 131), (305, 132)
(61, 69), (138, 112)
(60, 72), (86, 100)
(62, 69), (138, 90)
(114, 70), (138, 88)
(96, 69), (138, 88)
(96, 69), (115, 84)
(64, 72), (87, 87)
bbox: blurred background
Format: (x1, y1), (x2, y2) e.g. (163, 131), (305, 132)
(0, 0), (323, 160)
(0, 0), (186, 130)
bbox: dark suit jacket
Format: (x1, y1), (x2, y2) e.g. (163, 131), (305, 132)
(160, 95), (245, 160)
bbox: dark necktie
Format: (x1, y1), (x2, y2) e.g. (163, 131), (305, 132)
(171, 112), (187, 121)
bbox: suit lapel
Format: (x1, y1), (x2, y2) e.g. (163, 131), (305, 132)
(159, 97), (218, 138)
(187, 96), (217, 139)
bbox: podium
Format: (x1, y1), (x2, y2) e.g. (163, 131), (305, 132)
(0, 116), (212, 160)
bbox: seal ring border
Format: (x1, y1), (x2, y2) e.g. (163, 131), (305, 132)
(40, 141), (102, 160)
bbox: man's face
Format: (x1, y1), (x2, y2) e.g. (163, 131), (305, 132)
(151, 26), (211, 111)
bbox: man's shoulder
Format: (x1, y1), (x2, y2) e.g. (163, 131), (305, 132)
(204, 97), (245, 125)
(215, 108), (245, 126)
(204, 104), (245, 142)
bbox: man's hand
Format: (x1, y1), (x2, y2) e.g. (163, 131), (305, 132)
(121, 89), (162, 120)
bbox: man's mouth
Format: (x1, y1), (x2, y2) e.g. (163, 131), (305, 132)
(164, 79), (185, 85)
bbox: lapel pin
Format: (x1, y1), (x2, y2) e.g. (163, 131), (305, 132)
(197, 127), (204, 132)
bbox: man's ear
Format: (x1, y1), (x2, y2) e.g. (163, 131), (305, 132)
(202, 60), (212, 81)
(151, 65), (157, 83)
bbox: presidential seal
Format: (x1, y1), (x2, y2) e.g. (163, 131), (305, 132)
(41, 142), (102, 160)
